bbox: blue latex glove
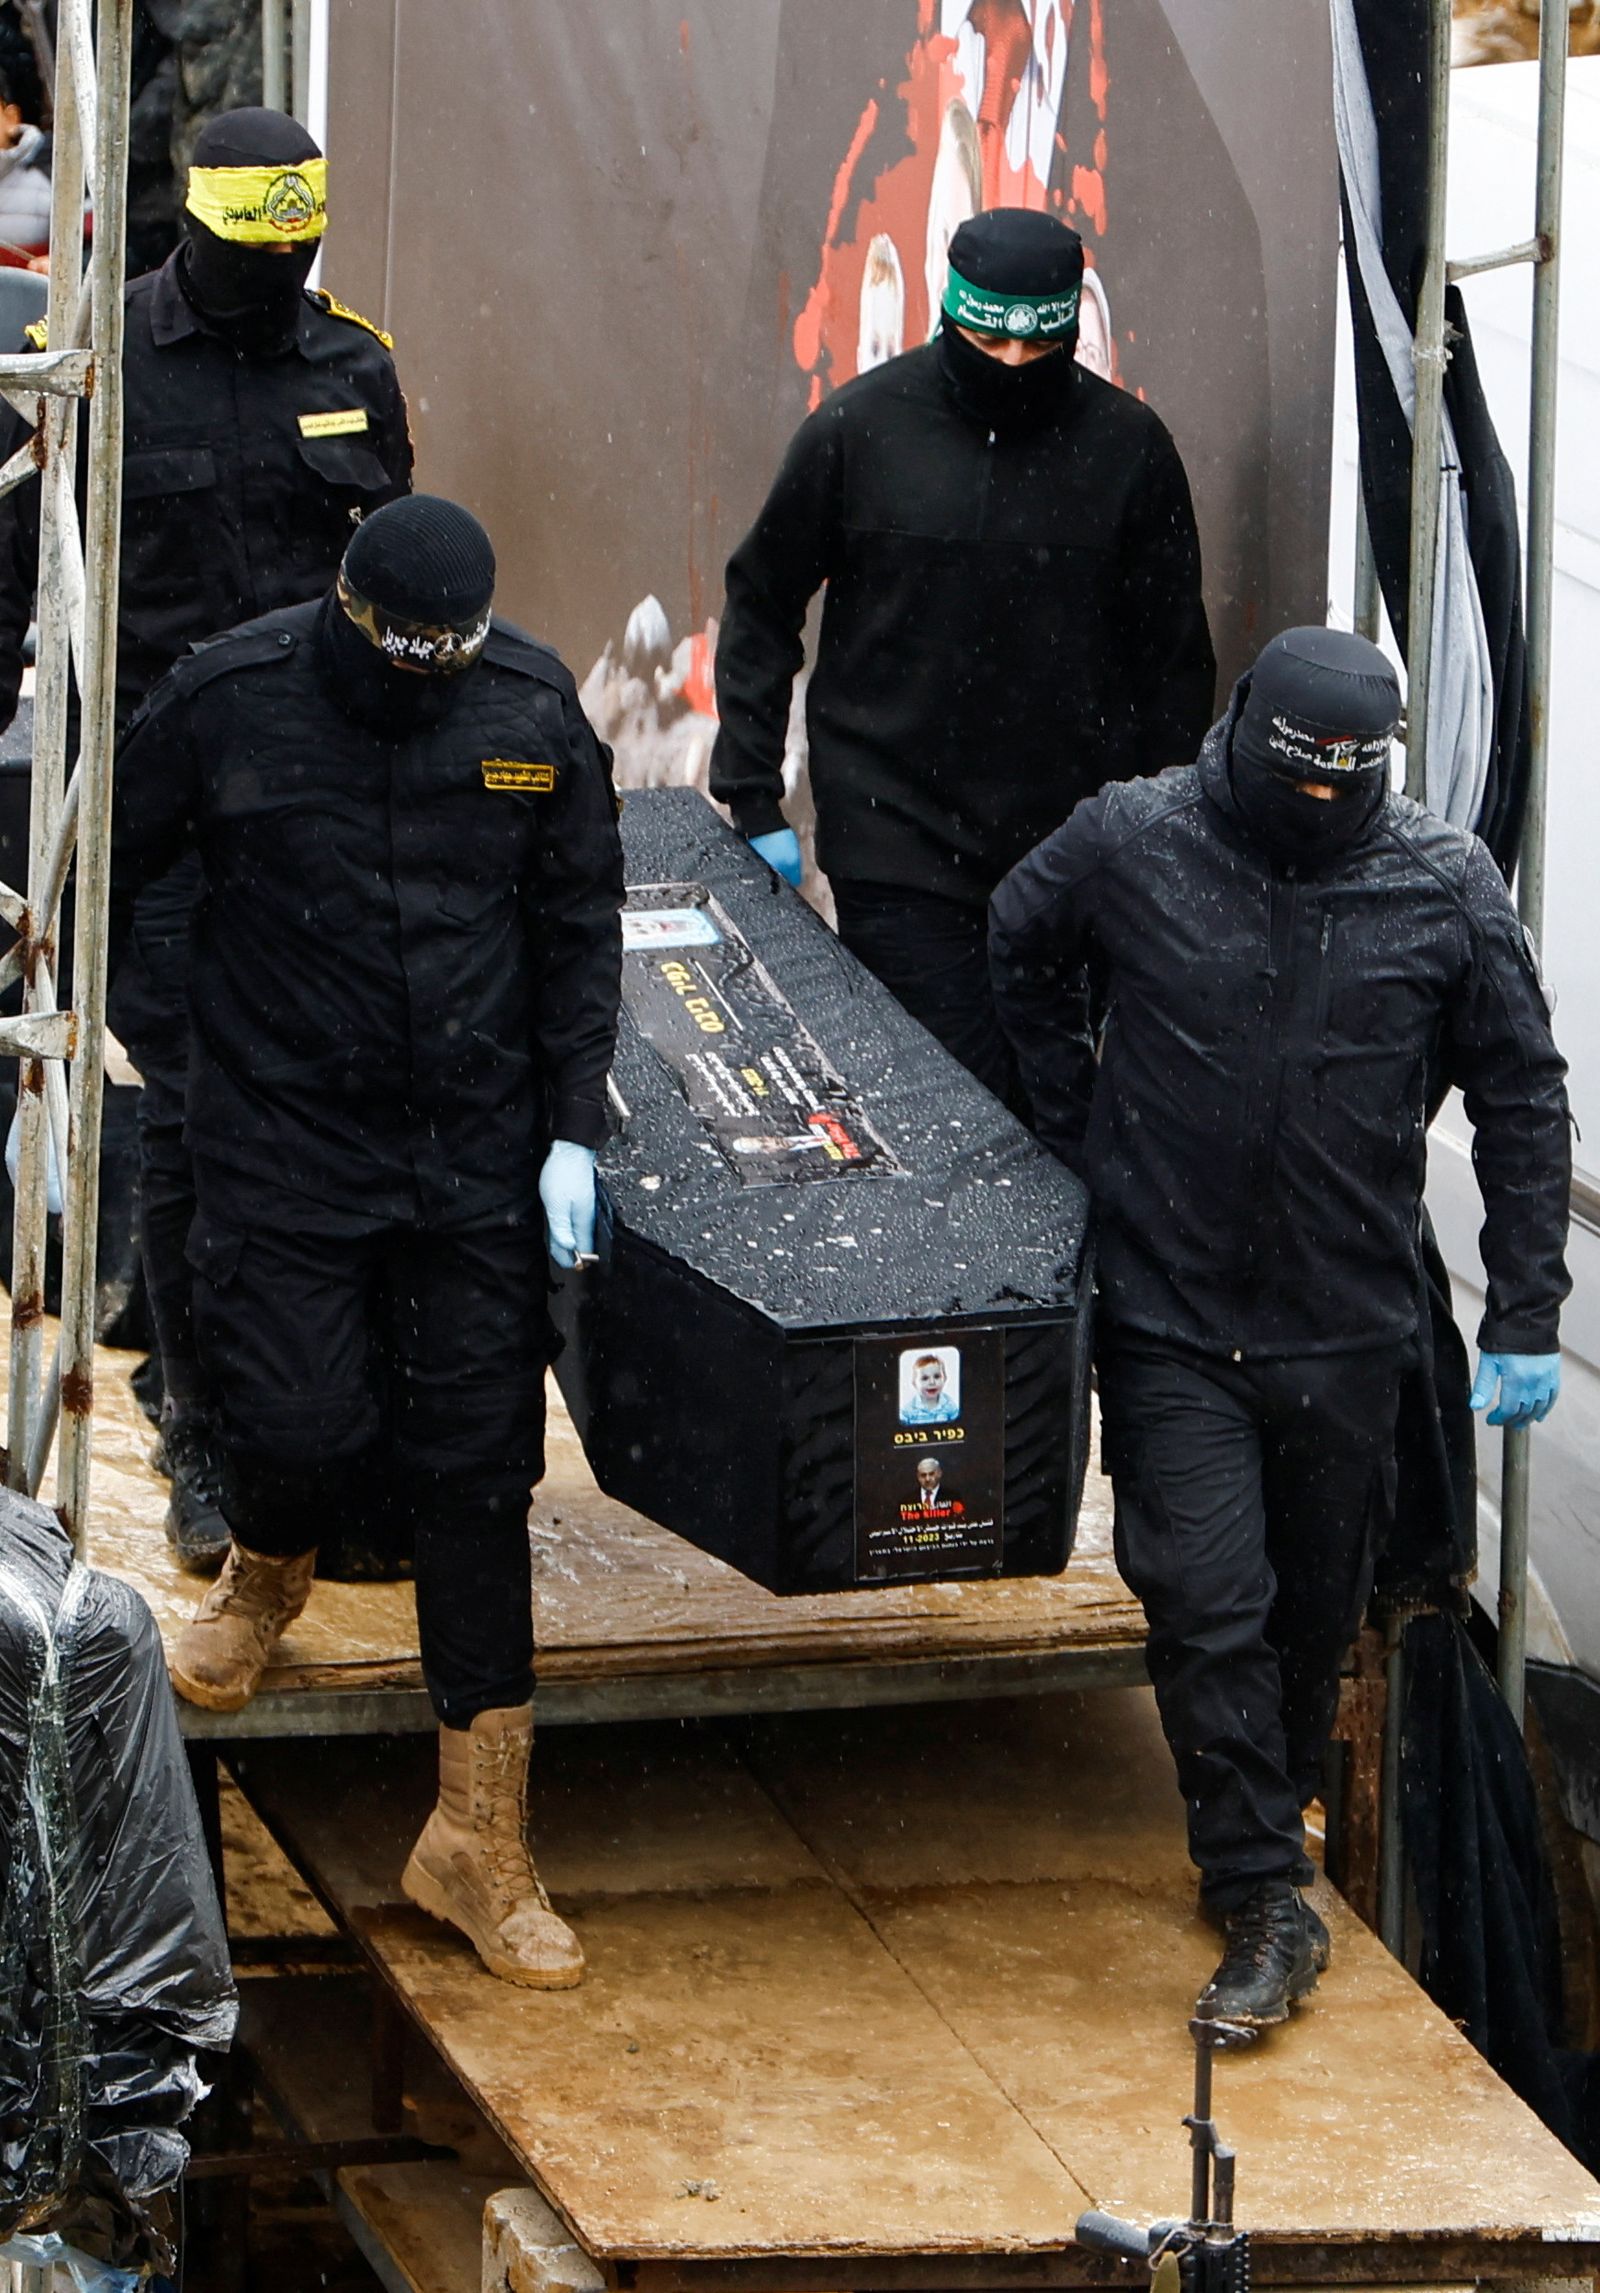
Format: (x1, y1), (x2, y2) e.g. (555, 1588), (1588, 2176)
(1470, 1350), (1561, 1429)
(749, 827), (803, 887)
(5, 1103), (60, 1214)
(539, 1139), (598, 1268)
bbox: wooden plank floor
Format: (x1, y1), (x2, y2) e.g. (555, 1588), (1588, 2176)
(237, 1970), (517, 2293)
(69, 1347), (1144, 1717)
(233, 1689), (1600, 2281)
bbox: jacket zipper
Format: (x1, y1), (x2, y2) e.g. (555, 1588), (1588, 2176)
(1311, 908), (1335, 1037)
(1238, 872), (1298, 1284)
(977, 429), (996, 536)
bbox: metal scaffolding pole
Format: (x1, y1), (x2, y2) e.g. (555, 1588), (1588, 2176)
(261, 0), (288, 113)
(1496, 0), (1568, 1730)
(1390, 3), (1567, 1729)
(1402, 0), (1454, 804)
(0, 0), (130, 1541)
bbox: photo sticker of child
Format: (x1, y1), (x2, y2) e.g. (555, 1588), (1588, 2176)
(899, 1345), (961, 1425)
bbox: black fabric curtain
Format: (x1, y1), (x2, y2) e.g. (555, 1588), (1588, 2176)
(1342, 0), (1532, 872)
(1400, 1612), (1600, 2170)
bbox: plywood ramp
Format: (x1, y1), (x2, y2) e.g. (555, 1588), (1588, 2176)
(234, 1689), (1600, 2280)
(72, 1348), (1142, 1708)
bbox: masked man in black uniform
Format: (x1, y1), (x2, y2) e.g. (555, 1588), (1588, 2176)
(990, 628), (1569, 2026)
(0, 107), (412, 1568)
(711, 207), (1214, 1105)
(111, 497), (623, 1990)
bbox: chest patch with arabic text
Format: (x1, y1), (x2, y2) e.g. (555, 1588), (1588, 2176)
(299, 407), (371, 438)
(482, 759), (556, 793)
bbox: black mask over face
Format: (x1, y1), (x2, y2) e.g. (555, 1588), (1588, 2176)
(314, 593), (471, 734)
(180, 225), (317, 354)
(1228, 749), (1387, 869)
(1225, 625), (1399, 869)
(937, 322), (1075, 438)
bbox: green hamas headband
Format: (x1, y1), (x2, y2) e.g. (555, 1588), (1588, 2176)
(942, 264), (1081, 341)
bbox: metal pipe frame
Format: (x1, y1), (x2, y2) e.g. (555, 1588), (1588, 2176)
(0, 0), (129, 1538)
(262, 0), (288, 114)
(1497, 0), (1569, 1730)
(1383, 1), (1567, 1727)
(1402, 0), (1454, 804)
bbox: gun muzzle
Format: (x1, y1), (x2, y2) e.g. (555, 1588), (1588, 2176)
(1075, 2210), (1156, 2263)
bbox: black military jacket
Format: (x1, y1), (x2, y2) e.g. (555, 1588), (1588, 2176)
(110, 605), (624, 1222)
(0, 252), (413, 726)
(989, 693), (1571, 1360)
(710, 343), (1215, 907)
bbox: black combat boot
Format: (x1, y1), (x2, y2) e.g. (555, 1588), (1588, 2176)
(1302, 1894), (1331, 1974)
(158, 1413), (234, 1574)
(1199, 1881), (1322, 2026)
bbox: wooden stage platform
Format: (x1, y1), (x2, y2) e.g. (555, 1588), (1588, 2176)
(229, 1687), (1600, 2293)
(58, 1350), (1600, 2289)
(72, 1347), (1149, 1738)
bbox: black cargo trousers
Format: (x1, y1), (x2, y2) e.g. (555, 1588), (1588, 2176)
(107, 856), (203, 1413)
(186, 1163), (549, 1727)
(1096, 1329), (1409, 1912)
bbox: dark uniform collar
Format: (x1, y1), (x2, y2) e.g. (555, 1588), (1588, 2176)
(147, 246), (316, 358)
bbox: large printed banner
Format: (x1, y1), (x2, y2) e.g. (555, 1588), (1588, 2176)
(334, 0), (1336, 782)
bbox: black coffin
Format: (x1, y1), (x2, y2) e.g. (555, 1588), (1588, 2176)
(552, 789), (1092, 1595)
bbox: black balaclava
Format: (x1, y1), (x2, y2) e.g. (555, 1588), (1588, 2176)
(937, 208), (1084, 437)
(1228, 626), (1401, 869)
(181, 109), (324, 354)
(316, 495), (496, 733)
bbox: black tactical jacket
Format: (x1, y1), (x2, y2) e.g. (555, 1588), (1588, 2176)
(710, 342), (1215, 907)
(989, 702), (1571, 1358)
(110, 604), (624, 1222)
(0, 252), (413, 727)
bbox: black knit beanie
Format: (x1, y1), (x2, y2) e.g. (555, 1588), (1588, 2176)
(192, 107), (321, 171)
(340, 495), (496, 629)
(1233, 627), (1401, 785)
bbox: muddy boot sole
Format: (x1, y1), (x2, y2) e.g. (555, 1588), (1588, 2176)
(167, 1657), (258, 1713)
(401, 1851), (586, 1991)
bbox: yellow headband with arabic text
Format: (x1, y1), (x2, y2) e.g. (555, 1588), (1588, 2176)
(185, 158), (328, 245)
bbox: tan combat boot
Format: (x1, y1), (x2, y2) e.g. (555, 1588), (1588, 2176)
(169, 1541), (317, 1712)
(401, 1703), (584, 1989)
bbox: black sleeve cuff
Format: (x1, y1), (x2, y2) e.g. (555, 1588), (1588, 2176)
(725, 789), (790, 842)
(1477, 1310), (1562, 1357)
(551, 1094), (609, 1152)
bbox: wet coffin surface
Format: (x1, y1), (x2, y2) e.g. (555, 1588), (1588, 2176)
(234, 1690), (1600, 2267)
(73, 1346), (1140, 1702)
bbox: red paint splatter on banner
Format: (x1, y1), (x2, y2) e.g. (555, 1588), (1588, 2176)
(1071, 164), (1106, 235)
(792, 95), (882, 374)
(790, 1), (1121, 402)
(684, 627), (717, 716)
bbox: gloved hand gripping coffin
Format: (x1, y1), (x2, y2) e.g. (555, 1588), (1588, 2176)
(553, 789), (1092, 1595)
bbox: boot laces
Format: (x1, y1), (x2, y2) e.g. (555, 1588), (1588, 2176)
(1223, 1890), (1298, 1976)
(474, 1729), (554, 1914)
(214, 1548), (305, 1628)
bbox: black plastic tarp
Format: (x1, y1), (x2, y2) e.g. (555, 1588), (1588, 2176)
(0, 1486), (235, 2268)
